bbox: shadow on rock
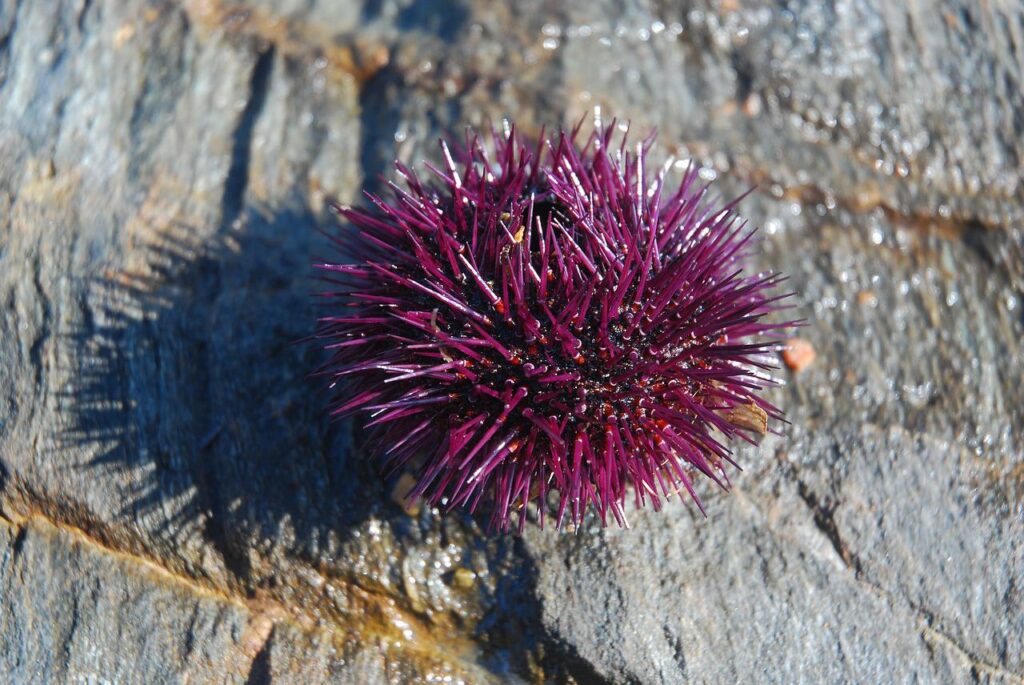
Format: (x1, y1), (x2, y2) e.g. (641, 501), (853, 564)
(57, 200), (386, 580)
(55, 196), (553, 681)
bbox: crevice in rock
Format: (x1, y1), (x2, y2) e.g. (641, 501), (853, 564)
(196, 459), (252, 583)
(62, 588), (83, 671)
(75, 0), (93, 33)
(795, 479), (862, 575)
(29, 253), (52, 392)
(777, 432), (1021, 682)
(9, 519), (27, 561)
(663, 624), (687, 681)
(730, 161), (1012, 233)
(0, 508), (487, 679)
(0, 0), (20, 90)
(1, 510), (241, 605)
(182, 602), (201, 662)
(243, 625), (274, 685)
(922, 624), (1024, 684)
(199, 41), (276, 585)
(356, 63), (404, 198)
(222, 44), (275, 227)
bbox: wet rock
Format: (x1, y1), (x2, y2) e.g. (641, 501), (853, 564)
(0, 0), (1021, 683)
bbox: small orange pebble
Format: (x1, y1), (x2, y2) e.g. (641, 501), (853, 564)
(782, 338), (816, 372)
(742, 92), (763, 118)
(856, 290), (878, 307)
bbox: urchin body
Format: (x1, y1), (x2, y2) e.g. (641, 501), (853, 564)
(316, 123), (789, 531)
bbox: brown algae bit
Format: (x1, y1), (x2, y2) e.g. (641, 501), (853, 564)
(723, 403), (770, 436)
(782, 338), (816, 372)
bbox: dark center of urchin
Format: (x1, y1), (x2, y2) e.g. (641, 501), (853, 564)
(455, 203), (685, 422)
(316, 123), (791, 532)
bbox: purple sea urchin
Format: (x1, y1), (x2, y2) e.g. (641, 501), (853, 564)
(315, 121), (791, 532)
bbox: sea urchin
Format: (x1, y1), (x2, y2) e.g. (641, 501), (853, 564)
(315, 121), (791, 532)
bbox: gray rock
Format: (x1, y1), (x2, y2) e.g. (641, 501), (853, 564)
(0, 0), (1020, 683)
(1, 514), (255, 684)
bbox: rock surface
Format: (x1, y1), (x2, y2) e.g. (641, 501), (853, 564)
(0, 0), (1021, 683)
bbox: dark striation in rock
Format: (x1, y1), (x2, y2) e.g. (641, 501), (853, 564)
(0, 0), (1020, 683)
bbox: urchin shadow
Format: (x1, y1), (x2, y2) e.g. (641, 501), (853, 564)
(57, 227), (208, 546)
(56, 121), (564, 677)
(57, 198), (557, 677)
(58, 201), (394, 580)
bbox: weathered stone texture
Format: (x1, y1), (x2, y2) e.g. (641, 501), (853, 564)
(0, 1), (1021, 683)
